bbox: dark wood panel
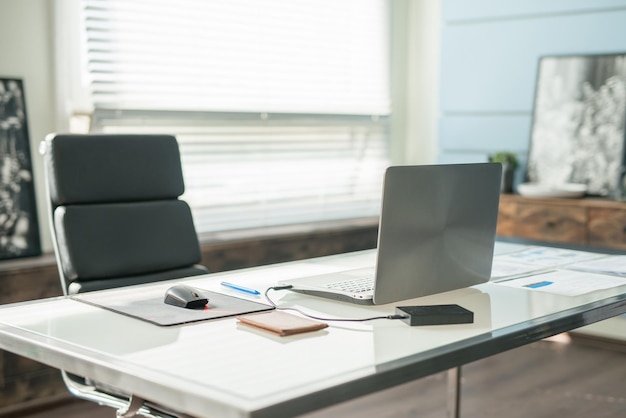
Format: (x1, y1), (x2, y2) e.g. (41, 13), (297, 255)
(497, 195), (626, 250)
(496, 197), (518, 237)
(588, 207), (626, 250)
(200, 223), (378, 273)
(516, 202), (586, 245)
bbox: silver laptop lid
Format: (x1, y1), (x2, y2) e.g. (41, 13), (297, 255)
(372, 163), (502, 304)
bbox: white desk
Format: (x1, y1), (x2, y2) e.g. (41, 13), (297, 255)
(1, 242), (626, 418)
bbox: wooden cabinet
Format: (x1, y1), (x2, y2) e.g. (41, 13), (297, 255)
(497, 194), (626, 250)
(588, 207), (626, 249)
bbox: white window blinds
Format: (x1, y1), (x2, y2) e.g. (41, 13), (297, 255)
(81, 0), (391, 233)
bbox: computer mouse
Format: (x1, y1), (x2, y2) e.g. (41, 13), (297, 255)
(164, 285), (209, 309)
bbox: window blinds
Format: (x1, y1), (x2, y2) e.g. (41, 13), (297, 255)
(82, 0), (391, 233)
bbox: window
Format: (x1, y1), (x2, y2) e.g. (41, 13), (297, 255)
(73, 0), (391, 233)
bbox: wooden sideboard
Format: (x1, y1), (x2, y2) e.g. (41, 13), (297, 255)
(497, 194), (626, 251)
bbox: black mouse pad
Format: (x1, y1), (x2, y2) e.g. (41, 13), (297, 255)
(70, 283), (274, 326)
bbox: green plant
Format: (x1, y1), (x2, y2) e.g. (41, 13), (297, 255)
(488, 152), (519, 169)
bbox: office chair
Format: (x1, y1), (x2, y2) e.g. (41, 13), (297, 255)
(41, 133), (208, 418)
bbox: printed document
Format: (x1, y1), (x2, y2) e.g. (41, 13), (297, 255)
(566, 255), (626, 277)
(493, 269), (626, 296)
(495, 246), (605, 267)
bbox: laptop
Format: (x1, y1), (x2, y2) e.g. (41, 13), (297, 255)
(278, 163), (502, 305)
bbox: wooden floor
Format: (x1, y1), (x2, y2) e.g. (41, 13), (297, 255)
(5, 334), (626, 418)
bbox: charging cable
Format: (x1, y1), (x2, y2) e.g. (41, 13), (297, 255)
(265, 285), (406, 322)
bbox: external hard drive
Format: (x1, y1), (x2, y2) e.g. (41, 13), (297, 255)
(395, 304), (474, 326)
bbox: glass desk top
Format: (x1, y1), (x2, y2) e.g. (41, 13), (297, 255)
(1, 242), (625, 418)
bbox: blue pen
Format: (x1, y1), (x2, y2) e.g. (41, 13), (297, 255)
(220, 281), (261, 295)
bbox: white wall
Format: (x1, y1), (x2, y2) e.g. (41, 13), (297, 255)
(0, 0), (56, 252)
(390, 0), (440, 166)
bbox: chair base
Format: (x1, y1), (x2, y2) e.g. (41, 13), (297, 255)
(62, 371), (191, 418)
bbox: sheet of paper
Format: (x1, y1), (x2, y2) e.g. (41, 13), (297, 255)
(566, 255), (626, 277)
(490, 258), (545, 280)
(493, 269), (626, 296)
(495, 246), (605, 267)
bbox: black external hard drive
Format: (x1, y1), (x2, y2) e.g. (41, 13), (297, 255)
(395, 304), (474, 326)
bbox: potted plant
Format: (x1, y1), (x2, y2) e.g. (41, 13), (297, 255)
(488, 152), (518, 193)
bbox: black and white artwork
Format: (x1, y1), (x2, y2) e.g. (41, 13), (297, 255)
(0, 78), (41, 259)
(526, 54), (626, 196)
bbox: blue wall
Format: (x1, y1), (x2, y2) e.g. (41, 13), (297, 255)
(438, 0), (626, 183)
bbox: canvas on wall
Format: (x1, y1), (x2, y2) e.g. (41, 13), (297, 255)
(526, 53), (626, 197)
(0, 78), (41, 259)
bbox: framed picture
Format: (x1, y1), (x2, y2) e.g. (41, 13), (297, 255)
(526, 53), (626, 197)
(0, 78), (41, 259)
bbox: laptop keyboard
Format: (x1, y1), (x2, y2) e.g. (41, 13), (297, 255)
(326, 277), (374, 294)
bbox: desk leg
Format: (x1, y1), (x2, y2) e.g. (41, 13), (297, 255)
(446, 366), (461, 418)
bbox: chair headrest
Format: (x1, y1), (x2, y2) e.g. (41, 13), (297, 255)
(43, 134), (185, 205)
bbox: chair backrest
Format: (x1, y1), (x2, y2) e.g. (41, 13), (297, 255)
(41, 134), (208, 295)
